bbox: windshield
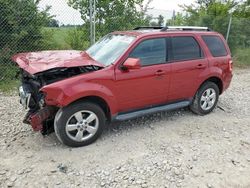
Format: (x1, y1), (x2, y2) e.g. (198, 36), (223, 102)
(86, 34), (135, 66)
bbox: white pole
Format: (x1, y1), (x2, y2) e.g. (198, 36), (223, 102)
(226, 13), (232, 42)
(93, 0), (96, 43)
(89, 0), (93, 45)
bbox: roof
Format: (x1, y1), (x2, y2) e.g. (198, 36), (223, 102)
(111, 26), (219, 38)
(112, 30), (218, 38)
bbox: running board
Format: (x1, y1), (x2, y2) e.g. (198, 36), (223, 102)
(114, 100), (191, 121)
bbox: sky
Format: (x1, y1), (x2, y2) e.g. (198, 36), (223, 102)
(39, 0), (195, 25)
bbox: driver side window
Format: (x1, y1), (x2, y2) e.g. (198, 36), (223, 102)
(129, 38), (166, 66)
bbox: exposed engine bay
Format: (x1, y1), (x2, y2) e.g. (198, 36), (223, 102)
(19, 65), (102, 134)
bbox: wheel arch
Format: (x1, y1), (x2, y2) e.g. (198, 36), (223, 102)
(68, 95), (112, 122)
(199, 76), (223, 94)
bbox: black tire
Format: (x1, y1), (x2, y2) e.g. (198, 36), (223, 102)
(54, 101), (106, 147)
(190, 81), (219, 115)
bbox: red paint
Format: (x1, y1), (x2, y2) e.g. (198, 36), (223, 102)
(12, 50), (103, 74)
(29, 107), (55, 131)
(14, 30), (233, 125)
(123, 58), (141, 69)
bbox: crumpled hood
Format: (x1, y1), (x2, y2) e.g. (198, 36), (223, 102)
(12, 50), (104, 74)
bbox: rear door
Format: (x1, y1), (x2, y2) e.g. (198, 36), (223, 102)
(168, 35), (208, 101)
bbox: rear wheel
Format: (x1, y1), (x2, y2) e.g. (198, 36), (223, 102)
(190, 81), (219, 115)
(54, 102), (106, 147)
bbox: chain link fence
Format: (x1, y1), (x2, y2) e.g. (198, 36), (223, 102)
(0, 0), (250, 92)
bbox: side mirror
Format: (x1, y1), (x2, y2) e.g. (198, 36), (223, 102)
(122, 58), (141, 70)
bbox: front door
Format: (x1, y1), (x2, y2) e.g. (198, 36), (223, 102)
(114, 37), (171, 113)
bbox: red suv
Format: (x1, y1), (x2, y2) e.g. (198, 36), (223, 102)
(13, 26), (233, 147)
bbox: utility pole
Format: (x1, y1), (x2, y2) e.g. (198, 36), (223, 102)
(172, 10), (176, 26)
(226, 14), (232, 42)
(89, 0), (96, 45)
(89, 0), (93, 45)
(226, 8), (234, 42)
(93, 0), (96, 43)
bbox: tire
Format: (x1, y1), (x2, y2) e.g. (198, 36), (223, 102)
(190, 81), (219, 115)
(54, 101), (106, 147)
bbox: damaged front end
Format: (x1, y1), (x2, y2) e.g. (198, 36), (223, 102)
(18, 65), (102, 135)
(19, 73), (56, 134)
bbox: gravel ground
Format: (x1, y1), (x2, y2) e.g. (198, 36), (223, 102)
(0, 68), (250, 188)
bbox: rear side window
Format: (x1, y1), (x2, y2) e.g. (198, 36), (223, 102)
(129, 38), (166, 66)
(171, 36), (203, 61)
(202, 36), (227, 57)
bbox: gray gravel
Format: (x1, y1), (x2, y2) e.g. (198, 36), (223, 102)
(0, 68), (250, 188)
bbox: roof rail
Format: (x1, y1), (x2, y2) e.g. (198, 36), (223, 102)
(133, 26), (163, 30)
(161, 26), (212, 31)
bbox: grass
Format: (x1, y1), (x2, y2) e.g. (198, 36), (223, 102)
(0, 79), (20, 93)
(233, 48), (250, 67)
(0, 64), (20, 93)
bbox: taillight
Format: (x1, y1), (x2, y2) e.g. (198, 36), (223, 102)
(229, 60), (233, 72)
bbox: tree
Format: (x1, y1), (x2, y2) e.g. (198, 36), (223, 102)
(48, 19), (59, 27)
(68, 0), (152, 41)
(0, 0), (52, 58)
(166, 12), (185, 26)
(157, 15), (164, 26)
(0, 0), (53, 84)
(179, 0), (250, 50)
(234, 0), (250, 18)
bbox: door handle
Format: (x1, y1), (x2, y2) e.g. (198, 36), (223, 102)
(155, 70), (165, 76)
(196, 64), (206, 69)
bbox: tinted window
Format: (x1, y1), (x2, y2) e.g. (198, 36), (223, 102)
(202, 36), (227, 57)
(129, 38), (166, 66)
(171, 36), (203, 61)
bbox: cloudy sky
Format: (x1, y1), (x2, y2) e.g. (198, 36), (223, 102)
(39, 0), (195, 25)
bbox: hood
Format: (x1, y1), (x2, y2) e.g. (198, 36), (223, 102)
(12, 50), (104, 74)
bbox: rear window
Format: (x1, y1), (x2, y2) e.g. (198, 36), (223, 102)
(171, 36), (203, 61)
(202, 36), (227, 57)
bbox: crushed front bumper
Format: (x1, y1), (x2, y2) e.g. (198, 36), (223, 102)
(28, 106), (56, 131)
(19, 86), (56, 132)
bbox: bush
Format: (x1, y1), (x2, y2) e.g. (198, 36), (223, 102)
(66, 27), (90, 50)
(42, 27), (73, 50)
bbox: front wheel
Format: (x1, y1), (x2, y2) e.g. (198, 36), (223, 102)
(54, 102), (106, 147)
(190, 81), (219, 115)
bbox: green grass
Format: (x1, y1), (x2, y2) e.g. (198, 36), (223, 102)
(233, 48), (250, 67)
(43, 27), (75, 50)
(0, 79), (19, 93)
(0, 64), (20, 93)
